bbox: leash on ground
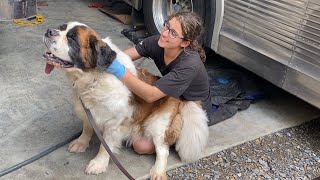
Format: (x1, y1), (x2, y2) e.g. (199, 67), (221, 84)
(79, 98), (135, 180)
(0, 131), (82, 177)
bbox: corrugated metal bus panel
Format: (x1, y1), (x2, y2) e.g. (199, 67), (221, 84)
(222, 4), (246, 39)
(223, 16), (244, 37)
(217, 36), (288, 87)
(246, 0), (320, 59)
(284, 68), (320, 108)
(221, 1), (247, 44)
(224, 0), (249, 24)
(244, 13), (297, 45)
(248, 1), (305, 25)
(225, 0), (296, 40)
(245, 8), (298, 35)
(298, 2), (320, 39)
(296, 25), (320, 44)
(295, 14), (320, 55)
(224, 3), (247, 25)
(308, 2), (320, 14)
(242, 27), (293, 65)
(296, 3), (320, 51)
(223, 2), (248, 18)
(226, 0), (250, 9)
(267, 0), (307, 8)
(244, 22), (294, 51)
(290, 56), (320, 81)
(290, 1), (320, 81)
(309, 0), (320, 5)
(256, 0), (306, 12)
(250, 0), (305, 18)
(219, 0), (320, 108)
(302, 18), (320, 33)
(294, 40), (320, 59)
(223, 0), (320, 73)
(298, 23), (320, 39)
(306, 11), (320, 23)
(223, 0), (300, 65)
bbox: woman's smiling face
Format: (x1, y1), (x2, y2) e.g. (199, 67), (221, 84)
(158, 17), (185, 49)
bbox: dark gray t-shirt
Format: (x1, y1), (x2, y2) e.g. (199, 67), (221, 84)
(135, 35), (210, 101)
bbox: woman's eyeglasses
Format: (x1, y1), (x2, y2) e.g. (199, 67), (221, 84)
(163, 20), (185, 40)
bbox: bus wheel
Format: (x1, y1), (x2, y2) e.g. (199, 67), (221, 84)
(143, 0), (205, 35)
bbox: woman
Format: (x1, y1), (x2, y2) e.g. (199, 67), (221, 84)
(105, 11), (214, 154)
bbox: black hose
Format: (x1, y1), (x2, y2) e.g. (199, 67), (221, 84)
(0, 131), (82, 177)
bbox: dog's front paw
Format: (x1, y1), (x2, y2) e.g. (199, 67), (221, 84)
(85, 160), (107, 175)
(68, 139), (89, 153)
(150, 166), (168, 180)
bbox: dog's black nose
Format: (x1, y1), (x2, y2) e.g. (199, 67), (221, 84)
(45, 28), (59, 37)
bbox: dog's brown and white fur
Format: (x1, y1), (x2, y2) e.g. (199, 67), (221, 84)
(43, 22), (209, 179)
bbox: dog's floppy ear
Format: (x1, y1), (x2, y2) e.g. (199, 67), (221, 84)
(95, 40), (117, 71)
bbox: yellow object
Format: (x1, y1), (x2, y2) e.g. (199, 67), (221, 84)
(13, 14), (44, 26)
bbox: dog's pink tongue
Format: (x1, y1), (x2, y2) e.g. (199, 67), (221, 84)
(45, 63), (55, 74)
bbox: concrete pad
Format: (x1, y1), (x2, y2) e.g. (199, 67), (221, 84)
(0, 0), (319, 180)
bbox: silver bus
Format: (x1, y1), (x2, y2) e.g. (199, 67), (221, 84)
(127, 0), (320, 109)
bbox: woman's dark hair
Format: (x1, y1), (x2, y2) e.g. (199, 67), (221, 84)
(169, 11), (206, 62)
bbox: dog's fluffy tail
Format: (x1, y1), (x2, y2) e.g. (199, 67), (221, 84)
(175, 101), (209, 162)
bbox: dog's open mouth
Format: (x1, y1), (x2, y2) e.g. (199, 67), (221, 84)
(43, 52), (74, 74)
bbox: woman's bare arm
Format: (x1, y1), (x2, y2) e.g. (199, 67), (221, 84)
(120, 70), (166, 103)
(123, 47), (141, 61)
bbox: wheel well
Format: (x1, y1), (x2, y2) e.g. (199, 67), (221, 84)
(141, 0), (215, 48)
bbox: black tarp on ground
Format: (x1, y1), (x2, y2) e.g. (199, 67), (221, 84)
(205, 51), (266, 125)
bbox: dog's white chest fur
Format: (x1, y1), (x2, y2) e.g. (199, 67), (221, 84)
(71, 70), (133, 130)
(70, 37), (136, 130)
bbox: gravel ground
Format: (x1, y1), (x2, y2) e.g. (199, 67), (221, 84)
(167, 118), (320, 180)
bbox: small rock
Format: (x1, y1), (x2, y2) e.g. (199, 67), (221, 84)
(253, 168), (260, 173)
(306, 166), (312, 171)
(275, 132), (282, 137)
(255, 138), (262, 145)
(307, 174), (312, 178)
(279, 172), (286, 177)
(231, 152), (237, 158)
(258, 159), (268, 168)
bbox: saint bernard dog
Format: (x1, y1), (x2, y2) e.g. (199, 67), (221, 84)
(43, 22), (209, 179)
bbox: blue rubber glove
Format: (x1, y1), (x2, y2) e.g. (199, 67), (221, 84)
(105, 59), (126, 78)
